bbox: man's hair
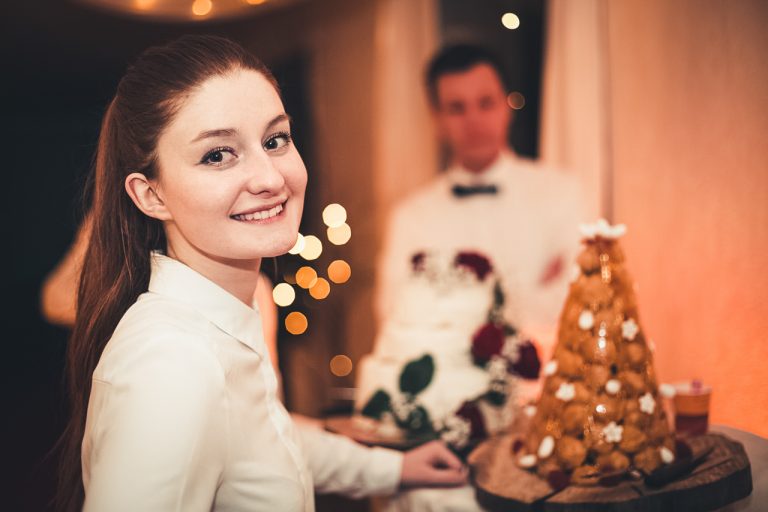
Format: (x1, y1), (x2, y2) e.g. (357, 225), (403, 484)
(425, 43), (509, 107)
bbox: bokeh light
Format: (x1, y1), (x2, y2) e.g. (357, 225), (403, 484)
(272, 283), (295, 307)
(330, 355), (353, 377)
(300, 235), (323, 260)
(328, 260), (352, 284)
(327, 223), (352, 245)
(285, 312), (308, 335)
(295, 266), (318, 289)
(288, 233), (306, 255)
(507, 92), (526, 110)
(322, 203), (347, 228)
(501, 12), (520, 30)
(245, 0), (267, 5)
(309, 277), (331, 300)
(191, 0), (212, 16)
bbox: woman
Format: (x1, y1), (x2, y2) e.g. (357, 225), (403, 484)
(58, 35), (466, 511)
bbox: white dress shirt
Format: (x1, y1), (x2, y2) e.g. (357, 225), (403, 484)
(82, 253), (402, 511)
(376, 151), (585, 355)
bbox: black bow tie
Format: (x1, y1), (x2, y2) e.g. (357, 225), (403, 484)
(451, 184), (498, 198)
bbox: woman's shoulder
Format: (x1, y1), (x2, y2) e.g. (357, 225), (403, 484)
(94, 293), (225, 387)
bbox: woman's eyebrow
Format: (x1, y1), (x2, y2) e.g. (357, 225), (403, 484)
(189, 114), (292, 144)
(190, 128), (237, 144)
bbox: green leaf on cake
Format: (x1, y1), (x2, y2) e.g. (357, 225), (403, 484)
(399, 354), (435, 395)
(361, 389), (391, 419)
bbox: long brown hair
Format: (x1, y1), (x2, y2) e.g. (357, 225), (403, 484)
(56, 35), (276, 511)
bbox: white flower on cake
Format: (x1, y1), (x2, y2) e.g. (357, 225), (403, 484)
(390, 394), (417, 423)
(524, 404), (537, 418)
(555, 382), (576, 402)
(538, 436), (555, 458)
(543, 360), (558, 377)
(660, 446), (675, 464)
(487, 356), (509, 381)
(439, 415), (471, 449)
(578, 310), (595, 330)
(376, 412), (400, 438)
(501, 336), (521, 362)
(579, 218), (627, 240)
(659, 383), (677, 398)
(518, 454), (537, 468)
(605, 379), (622, 395)
(639, 392), (656, 414)
(602, 421), (624, 443)
(622, 318), (639, 340)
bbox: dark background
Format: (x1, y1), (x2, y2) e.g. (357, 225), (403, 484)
(1, 1), (543, 509)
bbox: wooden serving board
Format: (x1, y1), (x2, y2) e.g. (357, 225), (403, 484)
(468, 433), (752, 512)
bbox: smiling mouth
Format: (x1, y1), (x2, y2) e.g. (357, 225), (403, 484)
(231, 202), (285, 222)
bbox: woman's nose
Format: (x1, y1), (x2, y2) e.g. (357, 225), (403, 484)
(245, 152), (286, 195)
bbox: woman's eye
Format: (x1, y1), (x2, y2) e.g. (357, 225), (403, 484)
(200, 147), (236, 166)
(264, 132), (292, 151)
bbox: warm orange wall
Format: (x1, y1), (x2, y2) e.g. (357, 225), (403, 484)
(607, 1), (768, 436)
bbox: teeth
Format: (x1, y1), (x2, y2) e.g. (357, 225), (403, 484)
(233, 203), (284, 221)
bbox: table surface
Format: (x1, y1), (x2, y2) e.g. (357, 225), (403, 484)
(377, 424), (766, 512)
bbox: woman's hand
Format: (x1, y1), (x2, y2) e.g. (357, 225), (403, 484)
(400, 440), (468, 489)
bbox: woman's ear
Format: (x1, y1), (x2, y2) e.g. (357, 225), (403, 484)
(125, 173), (172, 221)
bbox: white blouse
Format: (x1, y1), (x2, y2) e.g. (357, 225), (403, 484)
(82, 253), (401, 511)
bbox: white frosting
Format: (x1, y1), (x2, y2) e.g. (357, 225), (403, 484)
(659, 383), (677, 398)
(622, 318), (639, 341)
(555, 382), (576, 402)
(660, 446), (675, 464)
(603, 421), (624, 443)
(543, 360), (558, 376)
(578, 310), (595, 330)
(524, 404), (537, 418)
(518, 454), (537, 468)
(639, 392), (656, 414)
(579, 218), (627, 240)
(538, 436), (555, 458)
(605, 379), (622, 395)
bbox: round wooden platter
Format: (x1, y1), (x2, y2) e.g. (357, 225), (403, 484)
(324, 415), (434, 451)
(468, 432), (752, 512)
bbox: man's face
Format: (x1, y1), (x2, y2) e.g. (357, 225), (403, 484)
(433, 63), (511, 173)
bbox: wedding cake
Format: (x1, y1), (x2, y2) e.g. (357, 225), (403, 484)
(355, 250), (540, 450)
(516, 220), (678, 485)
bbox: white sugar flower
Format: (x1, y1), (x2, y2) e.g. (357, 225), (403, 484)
(518, 454), (537, 468)
(639, 392), (656, 415)
(622, 318), (639, 340)
(538, 436), (555, 458)
(578, 310), (595, 330)
(605, 379), (622, 395)
(602, 421), (624, 443)
(660, 446), (675, 464)
(555, 382), (576, 402)
(543, 360), (558, 377)
(579, 218), (627, 240)
(569, 263), (582, 283)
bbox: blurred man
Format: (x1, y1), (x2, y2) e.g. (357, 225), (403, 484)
(376, 44), (585, 357)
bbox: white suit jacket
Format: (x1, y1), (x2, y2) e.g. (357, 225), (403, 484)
(376, 151), (585, 351)
(82, 253), (401, 512)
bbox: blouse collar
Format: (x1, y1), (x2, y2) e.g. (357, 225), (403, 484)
(148, 252), (265, 355)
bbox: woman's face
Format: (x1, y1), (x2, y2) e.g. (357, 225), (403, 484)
(152, 68), (307, 264)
